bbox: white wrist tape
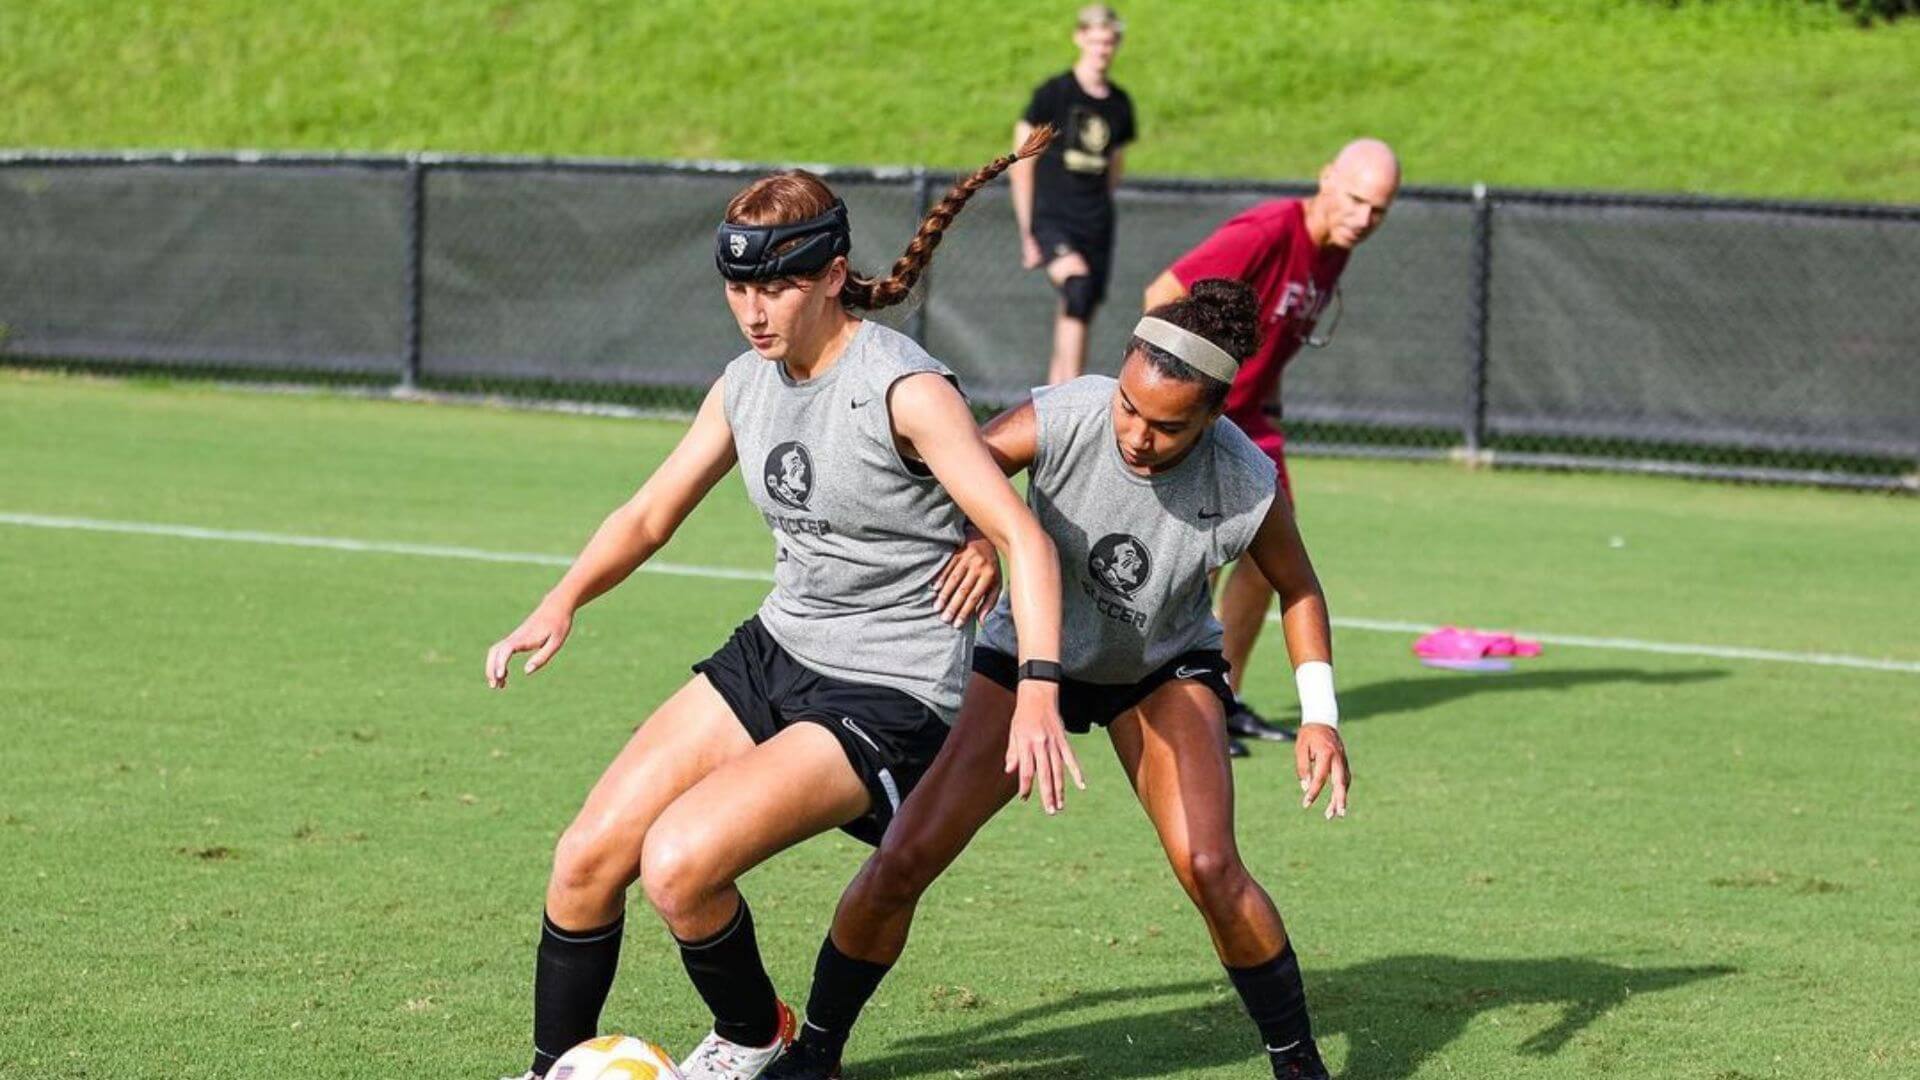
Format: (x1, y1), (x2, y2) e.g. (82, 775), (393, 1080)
(1294, 661), (1338, 730)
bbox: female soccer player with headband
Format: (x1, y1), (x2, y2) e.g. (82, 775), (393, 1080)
(767, 279), (1351, 1080)
(486, 128), (1079, 1080)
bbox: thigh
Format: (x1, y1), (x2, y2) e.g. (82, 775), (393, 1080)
(877, 673), (1021, 872)
(565, 674), (755, 854)
(644, 720), (873, 886)
(1108, 679), (1240, 859)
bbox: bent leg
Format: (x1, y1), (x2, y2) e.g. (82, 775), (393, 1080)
(1108, 679), (1286, 965)
(1111, 681), (1323, 1073)
(787, 675), (1020, 1067)
(530, 674), (754, 1075)
(547, 674), (755, 929)
(640, 722), (871, 1049)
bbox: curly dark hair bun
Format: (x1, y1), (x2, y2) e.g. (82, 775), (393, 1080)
(1130, 276), (1260, 407)
(1172, 278), (1260, 362)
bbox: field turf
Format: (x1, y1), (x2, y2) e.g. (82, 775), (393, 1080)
(4, 1), (1919, 201)
(1, 371), (1916, 1078)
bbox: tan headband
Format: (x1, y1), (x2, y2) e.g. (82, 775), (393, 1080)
(1132, 316), (1239, 383)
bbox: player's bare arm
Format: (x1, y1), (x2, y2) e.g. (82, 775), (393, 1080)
(932, 398), (1039, 626)
(1244, 498), (1349, 819)
(1010, 121), (1043, 268)
(888, 371), (1084, 814)
(485, 380), (737, 689)
(1143, 269), (1188, 311)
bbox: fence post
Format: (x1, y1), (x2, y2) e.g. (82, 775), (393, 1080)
(400, 154), (427, 392)
(905, 166), (934, 345)
(1463, 181), (1493, 460)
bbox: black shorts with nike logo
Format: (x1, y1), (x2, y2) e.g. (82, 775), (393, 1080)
(694, 617), (951, 846)
(972, 646), (1235, 733)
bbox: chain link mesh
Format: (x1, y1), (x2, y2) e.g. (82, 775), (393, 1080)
(2, 154), (1914, 488)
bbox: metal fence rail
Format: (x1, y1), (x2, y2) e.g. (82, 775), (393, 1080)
(3, 149), (1916, 491)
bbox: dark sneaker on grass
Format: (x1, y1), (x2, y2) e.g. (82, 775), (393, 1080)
(761, 1035), (841, 1080)
(1227, 733), (1252, 759)
(1227, 702), (1297, 743)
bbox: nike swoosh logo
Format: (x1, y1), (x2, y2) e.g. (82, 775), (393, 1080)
(1174, 665), (1213, 679)
(850, 398), (870, 409)
(1198, 509), (1222, 520)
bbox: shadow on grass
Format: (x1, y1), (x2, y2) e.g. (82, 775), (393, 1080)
(1327, 667), (1730, 725)
(855, 954), (1734, 1079)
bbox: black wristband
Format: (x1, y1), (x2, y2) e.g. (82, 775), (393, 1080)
(1018, 659), (1064, 684)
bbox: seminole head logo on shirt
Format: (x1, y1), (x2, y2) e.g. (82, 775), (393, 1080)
(764, 441), (815, 510)
(1089, 533), (1153, 599)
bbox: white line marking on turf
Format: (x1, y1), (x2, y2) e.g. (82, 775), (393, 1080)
(6, 511), (1917, 675)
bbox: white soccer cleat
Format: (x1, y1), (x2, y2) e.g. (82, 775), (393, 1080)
(677, 1001), (797, 1080)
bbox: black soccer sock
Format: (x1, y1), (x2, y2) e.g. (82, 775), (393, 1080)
(530, 910), (626, 1077)
(676, 896), (782, 1048)
(1226, 942), (1318, 1067)
(794, 934), (894, 1061)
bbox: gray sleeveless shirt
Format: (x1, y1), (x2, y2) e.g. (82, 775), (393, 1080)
(979, 375), (1277, 684)
(721, 320), (972, 718)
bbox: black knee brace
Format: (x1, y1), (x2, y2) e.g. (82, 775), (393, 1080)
(1059, 274), (1099, 320)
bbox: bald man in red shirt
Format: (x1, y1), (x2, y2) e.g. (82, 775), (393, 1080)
(1144, 138), (1400, 750)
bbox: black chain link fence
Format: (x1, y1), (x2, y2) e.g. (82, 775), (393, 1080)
(3, 151), (1915, 490)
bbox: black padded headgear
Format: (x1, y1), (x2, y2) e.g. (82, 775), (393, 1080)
(714, 199), (852, 282)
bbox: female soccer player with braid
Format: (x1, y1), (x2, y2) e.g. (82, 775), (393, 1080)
(485, 129), (1079, 1080)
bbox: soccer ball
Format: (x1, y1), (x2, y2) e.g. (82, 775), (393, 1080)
(548, 1034), (683, 1080)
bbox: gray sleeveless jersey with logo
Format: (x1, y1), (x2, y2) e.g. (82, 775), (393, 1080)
(979, 375), (1277, 684)
(721, 320), (972, 718)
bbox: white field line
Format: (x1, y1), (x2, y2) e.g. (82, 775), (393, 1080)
(5, 511), (1917, 675)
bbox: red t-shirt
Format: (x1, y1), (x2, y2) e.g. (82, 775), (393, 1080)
(1167, 199), (1347, 426)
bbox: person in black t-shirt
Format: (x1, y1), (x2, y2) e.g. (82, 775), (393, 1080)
(1010, 3), (1136, 385)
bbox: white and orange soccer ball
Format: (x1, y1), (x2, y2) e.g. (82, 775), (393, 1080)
(548, 1034), (684, 1080)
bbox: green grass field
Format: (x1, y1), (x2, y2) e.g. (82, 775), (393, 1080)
(4, 1), (1918, 201)
(2, 370), (1917, 1078)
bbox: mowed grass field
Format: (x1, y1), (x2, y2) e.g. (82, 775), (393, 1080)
(2, 371), (1917, 1078)
(4, 0), (1919, 201)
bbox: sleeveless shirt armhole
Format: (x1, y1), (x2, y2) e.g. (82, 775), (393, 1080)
(878, 368), (961, 480)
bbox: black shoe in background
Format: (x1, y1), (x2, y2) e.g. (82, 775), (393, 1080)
(1227, 702), (1297, 743)
(1227, 733), (1252, 759)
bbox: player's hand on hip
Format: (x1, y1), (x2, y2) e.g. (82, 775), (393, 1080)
(1005, 682), (1084, 815)
(485, 602), (573, 689)
(1020, 233), (1044, 270)
(1295, 724), (1350, 820)
(933, 532), (1002, 626)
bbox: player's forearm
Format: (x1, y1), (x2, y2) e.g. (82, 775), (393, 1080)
(1010, 156), (1036, 234)
(994, 519), (1063, 662)
(1277, 589), (1333, 668)
(542, 502), (668, 613)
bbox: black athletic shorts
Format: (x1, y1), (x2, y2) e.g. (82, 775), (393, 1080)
(692, 617), (950, 846)
(972, 646), (1235, 734)
(1032, 219), (1114, 315)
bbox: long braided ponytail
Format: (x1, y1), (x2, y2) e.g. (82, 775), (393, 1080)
(721, 126), (1057, 311)
(841, 124), (1057, 310)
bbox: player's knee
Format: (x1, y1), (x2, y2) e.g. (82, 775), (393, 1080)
(863, 840), (940, 909)
(549, 822), (638, 907)
(1177, 847), (1251, 909)
(638, 829), (713, 922)
(1059, 275), (1099, 321)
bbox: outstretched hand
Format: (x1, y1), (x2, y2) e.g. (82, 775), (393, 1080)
(1295, 724), (1351, 820)
(485, 603), (573, 689)
(1005, 683), (1085, 815)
